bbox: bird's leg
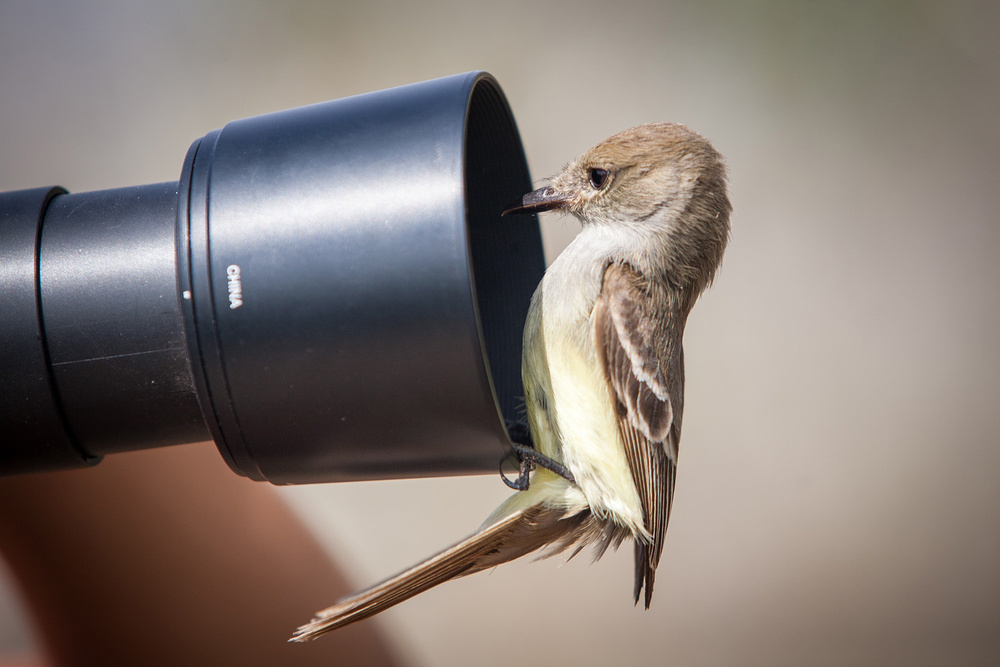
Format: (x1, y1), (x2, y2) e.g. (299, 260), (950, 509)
(512, 443), (576, 484)
(500, 435), (576, 490)
(501, 422), (534, 490)
(500, 447), (534, 491)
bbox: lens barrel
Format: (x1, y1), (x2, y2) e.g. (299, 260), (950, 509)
(0, 72), (543, 484)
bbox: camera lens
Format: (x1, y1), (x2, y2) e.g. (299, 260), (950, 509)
(0, 72), (543, 483)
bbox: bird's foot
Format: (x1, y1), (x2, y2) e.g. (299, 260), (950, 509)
(500, 442), (576, 490)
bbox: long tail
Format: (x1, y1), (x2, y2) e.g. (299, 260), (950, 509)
(290, 502), (584, 641)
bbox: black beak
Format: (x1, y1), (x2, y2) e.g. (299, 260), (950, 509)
(501, 186), (571, 216)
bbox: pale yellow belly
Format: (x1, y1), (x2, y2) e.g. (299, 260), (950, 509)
(522, 303), (646, 537)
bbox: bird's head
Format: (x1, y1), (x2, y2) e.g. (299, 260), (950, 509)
(504, 122), (731, 287)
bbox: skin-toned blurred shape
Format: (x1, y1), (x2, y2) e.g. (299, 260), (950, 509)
(293, 122), (731, 640)
(0, 444), (402, 666)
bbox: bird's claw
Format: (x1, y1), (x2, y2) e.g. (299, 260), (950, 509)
(500, 442), (575, 491)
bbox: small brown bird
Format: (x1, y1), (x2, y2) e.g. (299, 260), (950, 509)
(291, 122), (731, 641)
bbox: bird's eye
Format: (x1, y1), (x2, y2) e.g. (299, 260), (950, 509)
(588, 168), (610, 189)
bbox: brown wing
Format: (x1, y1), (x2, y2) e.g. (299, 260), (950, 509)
(593, 262), (682, 609)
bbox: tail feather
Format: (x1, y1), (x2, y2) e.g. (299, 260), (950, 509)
(633, 452), (677, 609)
(290, 504), (580, 641)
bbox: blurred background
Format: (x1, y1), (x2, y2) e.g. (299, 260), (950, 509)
(1, 1), (998, 665)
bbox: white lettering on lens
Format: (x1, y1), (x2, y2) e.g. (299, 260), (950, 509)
(227, 264), (243, 309)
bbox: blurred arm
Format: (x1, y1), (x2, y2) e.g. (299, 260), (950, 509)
(0, 442), (402, 667)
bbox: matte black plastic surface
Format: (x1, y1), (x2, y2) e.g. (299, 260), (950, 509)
(0, 186), (92, 473)
(40, 183), (209, 456)
(0, 71), (542, 483)
(179, 71), (543, 483)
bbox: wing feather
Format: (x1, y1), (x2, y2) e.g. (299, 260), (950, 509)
(593, 262), (682, 608)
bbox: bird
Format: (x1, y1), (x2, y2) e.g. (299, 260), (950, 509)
(291, 121), (731, 641)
